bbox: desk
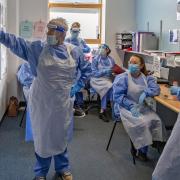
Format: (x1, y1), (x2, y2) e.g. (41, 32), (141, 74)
(154, 84), (180, 113)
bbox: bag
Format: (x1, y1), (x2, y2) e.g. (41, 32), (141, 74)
(7, 96), (19, 117)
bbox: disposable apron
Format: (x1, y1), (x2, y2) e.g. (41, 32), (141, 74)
(152, 113), (180, 180)
(90, 56), (113, 99)
(120, 72), (164, 149)
(28, 44), (76, 158)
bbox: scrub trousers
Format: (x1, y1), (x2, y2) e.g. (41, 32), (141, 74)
(74, 92), (84, 108)
(101, 88), (113, 110)
(34, 149), (70, 177)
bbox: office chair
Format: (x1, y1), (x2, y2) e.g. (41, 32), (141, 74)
(83, 80), (101, 114)
(19, 95), (27, 127)
(106, 118), (136, 165)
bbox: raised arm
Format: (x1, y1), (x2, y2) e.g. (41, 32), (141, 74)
(0, 31), (43, 76)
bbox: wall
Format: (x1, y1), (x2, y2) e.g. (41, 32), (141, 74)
(105, 0), (136, 65)
(0, 0), (49, 120)
(136, 0), (180, 51)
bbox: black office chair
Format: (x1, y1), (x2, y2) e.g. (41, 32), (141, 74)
(19, 96), (27, 127)
(18, 86), (28, 128)
(106, 119), (136, 165)
(83, 80), (101, 114)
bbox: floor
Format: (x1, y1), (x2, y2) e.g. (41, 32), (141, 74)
(0, 109), (160, 180)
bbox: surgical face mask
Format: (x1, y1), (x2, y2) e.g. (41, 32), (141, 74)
(47, 35), (58, 45)
(71, 31), (79, 39)
(128, 64), (140, 74)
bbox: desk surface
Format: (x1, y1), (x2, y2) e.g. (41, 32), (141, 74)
(154, 84), (180, 113)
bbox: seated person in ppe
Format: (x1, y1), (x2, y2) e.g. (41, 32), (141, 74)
(170, 85), (180, 100)
(113, 55), (166, 161)
(90, 44), (115, 122)
(0, 17), (91, 180)
(66, 22), (91, 117)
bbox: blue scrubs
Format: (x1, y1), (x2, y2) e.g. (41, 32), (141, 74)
(0, 31), (91, 177)
(34, 149), (70, 177)
(66, 37), (91, 109)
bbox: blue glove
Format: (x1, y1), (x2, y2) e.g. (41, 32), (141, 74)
(170, 86), (180, 95)
(130, 106), (141, 118)
(70, 84), (83, 97)
(103, 69), (112, 76)
(138, 92), (146, 105)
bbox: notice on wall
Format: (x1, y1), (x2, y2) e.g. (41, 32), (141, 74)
(177, 0), (180, 20)
(169, 29), (179, 44)
(33, 21), (46, 39)
(20, 21), (33, 38)
(153, 55), (161, 78)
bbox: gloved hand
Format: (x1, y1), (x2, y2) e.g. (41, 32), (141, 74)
(138, 92), (146, 105)
(130, 106), (141, 118)
(170, 86), (180, 95)
(70, 84), (83, 97)
(103, 69), (112, 76)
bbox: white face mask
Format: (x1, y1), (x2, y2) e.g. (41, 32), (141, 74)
(47, 35), (58, 45)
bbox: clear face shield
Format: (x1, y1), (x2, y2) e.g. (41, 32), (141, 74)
(97, 44), (109, 56)
(70, 27), (80, 39)
(45, 23), (67, 45)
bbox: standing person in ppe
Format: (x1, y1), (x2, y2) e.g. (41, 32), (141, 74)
(0, 17), (91, 180)
(66, 22), (91, 117)
(152, 86), (180, 180)
(90, 44), (115, 122)
(113, 55), (165, 161)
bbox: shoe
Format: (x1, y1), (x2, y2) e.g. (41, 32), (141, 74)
(137, 151), (149, 162)
(99, 111), (109, 122)
(73, 107), (86, 118)
(33, 177), (46, 180)
(54, 172), (73, 180)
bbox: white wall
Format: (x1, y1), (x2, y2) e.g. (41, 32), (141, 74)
(105, 0), (136, 65)
(0, 0), (49, 120)
(136, 0), (180, 51)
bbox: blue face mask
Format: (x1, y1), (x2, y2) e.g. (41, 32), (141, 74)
(47, 35), (58, 45)
(71, 31), (79, 39)
(128, 64), (140, 74)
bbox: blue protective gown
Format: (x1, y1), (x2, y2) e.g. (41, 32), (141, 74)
(0, 31), (91, 149)
(0, 31), (91, 87)
(17, 63), (34, 88)
(91, 55), (115, 78)
(113, 72), (161, 153)
(65, 37), (90, 53)
(113, 72), (160, 111)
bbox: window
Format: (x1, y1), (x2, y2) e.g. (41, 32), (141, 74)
(49, 0), (102, 44)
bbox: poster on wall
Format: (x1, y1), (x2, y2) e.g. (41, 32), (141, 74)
(177, 0), (180, 20)
(169, 29), (179, 44)
(33, 20), (46, 39)
(20, 20), (33, 38)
